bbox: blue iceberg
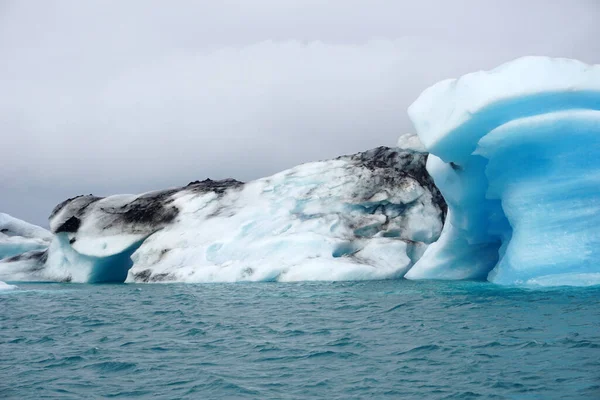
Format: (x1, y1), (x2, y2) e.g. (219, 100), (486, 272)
(405, 56), (600, 286)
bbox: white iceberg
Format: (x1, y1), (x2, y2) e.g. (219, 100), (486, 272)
(405, 56), (600, 286)
(0, 213), (52, 260)
(0, 213), (53, 282)
(0, 280), (17, 290)
(2, 147), (445, 283)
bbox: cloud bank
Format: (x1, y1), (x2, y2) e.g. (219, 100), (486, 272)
(1, 0), (599, 225)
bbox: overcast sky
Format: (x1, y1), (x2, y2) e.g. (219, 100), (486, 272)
(1, 0), (599, 226)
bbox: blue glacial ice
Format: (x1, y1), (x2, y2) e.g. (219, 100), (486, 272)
(405, 56), (600, 286)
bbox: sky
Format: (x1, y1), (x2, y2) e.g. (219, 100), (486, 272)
(1, 0), (599, 226)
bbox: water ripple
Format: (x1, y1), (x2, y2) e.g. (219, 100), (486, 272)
(1, 280), (599, 399)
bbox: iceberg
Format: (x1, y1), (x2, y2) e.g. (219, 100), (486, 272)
(0, 213), (52, 260)
(5, 56), (596, 287)
(0, 281), (16, 290)
(0, 213), (52, 282)
(1, 147), (445, 283)
(405, 56), (600, 286)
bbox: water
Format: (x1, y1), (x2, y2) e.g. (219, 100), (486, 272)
(1, 280), (599, 399)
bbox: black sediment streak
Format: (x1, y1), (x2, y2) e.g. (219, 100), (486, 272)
(186, 178), (244, 194)
(4, 249), (48, 265)
(50, 195), (101, 220)
(55, 216), (81, 233)
(131, 268), (174, 283)
(338, 146), (447, 222)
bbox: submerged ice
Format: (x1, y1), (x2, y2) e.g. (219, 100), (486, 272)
(406, 56), (600, 286)
(1, 147), (445, 283)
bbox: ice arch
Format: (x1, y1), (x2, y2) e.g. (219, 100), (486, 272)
(405, 56), (600, 286)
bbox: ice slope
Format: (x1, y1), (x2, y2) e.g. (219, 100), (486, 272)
(0, 213), (53, 282)
(405, 56), (600, 286)
(1, 147), (445, 283)
(0, 213), (52, 260)
(127, 148), (444, 283)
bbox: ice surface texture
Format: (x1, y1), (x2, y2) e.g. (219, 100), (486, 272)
(0, 213), (52, 282)
(0, 213), (52, 260)
(406, 56), (600, 286)
(1, 147), (445, 283)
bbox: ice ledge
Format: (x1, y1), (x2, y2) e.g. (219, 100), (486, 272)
(408, 56), (600, 161)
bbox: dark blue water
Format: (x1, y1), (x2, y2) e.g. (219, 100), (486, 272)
(1, 281), (599, 399)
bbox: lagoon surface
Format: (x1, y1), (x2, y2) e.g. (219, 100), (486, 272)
(1, 280), (599, 399)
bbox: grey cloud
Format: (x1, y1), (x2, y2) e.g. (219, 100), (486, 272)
(1, 0), (599, 226)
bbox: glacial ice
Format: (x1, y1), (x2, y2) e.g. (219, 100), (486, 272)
(3, 56), (598, 287)
(0, 147), (445, 283)
(0, 280), (17, 290)
(396, 133), (426, 153)
(0, 213), (52, 282)
(0, 213), (52, 260)
(406, 56), (600, 286)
